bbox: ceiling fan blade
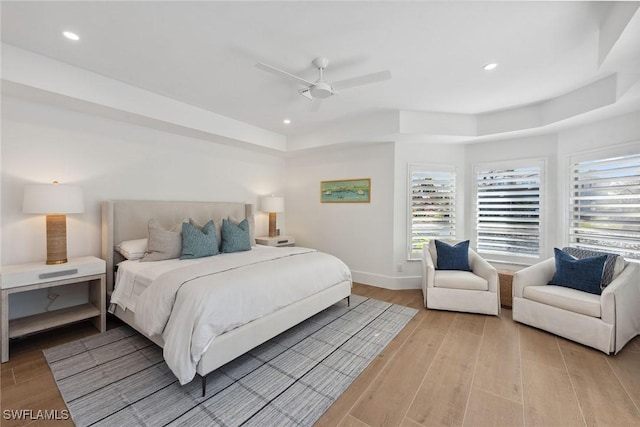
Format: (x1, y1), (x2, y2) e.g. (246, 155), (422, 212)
(332, 70), (391, 91)
(310, 98), (323, 112)
(255, 62), (315, 87)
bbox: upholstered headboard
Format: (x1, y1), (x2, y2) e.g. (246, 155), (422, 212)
(101, 200), (254, 294)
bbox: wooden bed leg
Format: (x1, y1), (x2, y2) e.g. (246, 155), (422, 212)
(201, 374), (207, 397)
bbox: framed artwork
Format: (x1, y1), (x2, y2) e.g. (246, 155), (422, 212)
(320, 178), (371, 203)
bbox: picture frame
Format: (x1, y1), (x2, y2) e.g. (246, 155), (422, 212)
(320, 178), (371, 203)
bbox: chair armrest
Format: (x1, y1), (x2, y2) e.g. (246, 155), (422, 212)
(422, 246), (435, 289)
(601, 262), (640, 330)
(421, 246), (435, 308)
(512, 257), (555, 298)
(469, 250), (498, 293)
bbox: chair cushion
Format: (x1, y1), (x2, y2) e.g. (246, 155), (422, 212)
(434, 240), (471, 271)
(523, 284), (601, 318)
(549, 248), (607, 295)
(434, 270), (488, 291)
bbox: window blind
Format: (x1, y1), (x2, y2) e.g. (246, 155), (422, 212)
(569, 153), (640, 259)
(408, 166), (456, 259)
(476, 166), (542, 258)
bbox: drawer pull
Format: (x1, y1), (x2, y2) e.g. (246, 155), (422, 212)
(39, 269), (78, 279)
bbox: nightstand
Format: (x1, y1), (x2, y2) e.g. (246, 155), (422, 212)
(0, 256), (106, 362)
(255, 236), (295, 247)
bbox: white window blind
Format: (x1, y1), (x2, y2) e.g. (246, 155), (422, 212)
(569, 153), (640, 259)
(475, 164), (542, 259)
(408, 165), (456, 260)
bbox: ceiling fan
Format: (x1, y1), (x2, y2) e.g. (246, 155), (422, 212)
(255, 57), (391, 111)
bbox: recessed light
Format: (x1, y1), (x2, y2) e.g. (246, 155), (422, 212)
(483, 63), (498, 71)
(283, 119), (291, 124)
(63, 31), (80, 41)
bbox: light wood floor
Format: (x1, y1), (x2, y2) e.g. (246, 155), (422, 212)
(2, 283), (640, 426)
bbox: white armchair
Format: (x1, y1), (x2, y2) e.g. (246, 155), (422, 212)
(513, 256), (640, 354)
(421, 240), (500, 315)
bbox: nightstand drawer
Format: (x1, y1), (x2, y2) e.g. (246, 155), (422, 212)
(1, 256), (106, 289)
(255, 236), (295, 247)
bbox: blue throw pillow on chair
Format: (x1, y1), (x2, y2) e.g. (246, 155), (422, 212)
(549, 248), (607, 295)
(434, 240), (471, 271)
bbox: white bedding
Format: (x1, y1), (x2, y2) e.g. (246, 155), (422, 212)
(111, 256), (212, 312)
(111, 246), (351, 384)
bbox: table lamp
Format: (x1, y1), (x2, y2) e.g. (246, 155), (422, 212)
(261, 195), (284, 237)
(23, 181), (84, 265)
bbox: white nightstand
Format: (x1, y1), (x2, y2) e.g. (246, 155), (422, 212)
(0, 256), (106, 362)
(255, 236), (295, 247)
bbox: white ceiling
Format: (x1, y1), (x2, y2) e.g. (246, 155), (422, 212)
(2, 1), (640, 145)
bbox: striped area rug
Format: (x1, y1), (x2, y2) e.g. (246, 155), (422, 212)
(44, 295), (417, 427)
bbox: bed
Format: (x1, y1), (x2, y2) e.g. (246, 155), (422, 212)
(101, 200), (352, 395)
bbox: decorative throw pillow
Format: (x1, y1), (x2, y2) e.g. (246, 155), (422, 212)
(140, 219), (183, 262)
(561, 247), (622, 289)
(221, 218), (251, 253)
(115, 238), (148, 260)
(189, 217), (223, 250)
(435, 240), (471, 271)
(549, 248), (607, 295)
(228, 215), (256, 246)
(180, 220), (218, 259)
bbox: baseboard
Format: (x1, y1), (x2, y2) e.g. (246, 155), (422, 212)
(351, 270), (421, 290)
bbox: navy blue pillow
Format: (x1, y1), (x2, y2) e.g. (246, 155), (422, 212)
(549, 248), (606, 295)
(435, 240), (470, 271)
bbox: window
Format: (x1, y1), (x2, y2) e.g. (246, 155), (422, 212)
(569, 153), (640, 259)
(475, 161), (544, 261)
(408, 164), (456, 260)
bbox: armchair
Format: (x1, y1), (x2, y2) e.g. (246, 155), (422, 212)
(512, 254), (640, 354)
(421, 240), (500, 315)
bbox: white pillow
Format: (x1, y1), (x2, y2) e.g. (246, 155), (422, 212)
(115, 238), (148, 260)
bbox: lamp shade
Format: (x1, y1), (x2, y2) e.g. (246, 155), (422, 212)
(261, 196), (284, 213)
(23, 184), (84, 214)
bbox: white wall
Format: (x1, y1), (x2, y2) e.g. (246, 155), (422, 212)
(285, 110), (640, 290)
(1, 95), (286, 317)
(286, 140), (466, 290)
(3, 94), (639, 310)
(463, 112), (640, 270)
(393, 142), (466, 288)
(285, 143), (395, 288)
(556, 111), (640, 248)
(464, 134), (558, 268)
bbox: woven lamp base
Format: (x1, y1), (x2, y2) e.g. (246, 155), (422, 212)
(46, 214), (68, 264)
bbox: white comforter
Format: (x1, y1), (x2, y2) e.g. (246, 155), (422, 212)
(129, 247), (351, 384)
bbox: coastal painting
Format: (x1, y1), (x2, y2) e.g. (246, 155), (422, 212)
(321, 178), (371, 203)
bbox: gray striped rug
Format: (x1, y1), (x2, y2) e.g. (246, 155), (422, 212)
(44, 295), (417, 427)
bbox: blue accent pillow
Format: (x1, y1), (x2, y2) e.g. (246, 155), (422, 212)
(549, 248), (607, 295)
(221, 218), (251, 253)
(435, 240), (470, 271)
(561, 247), (620, 289)
(180, 220), (218, 259)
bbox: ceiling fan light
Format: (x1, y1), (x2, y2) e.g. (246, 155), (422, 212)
(309, 81), (333, 99)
